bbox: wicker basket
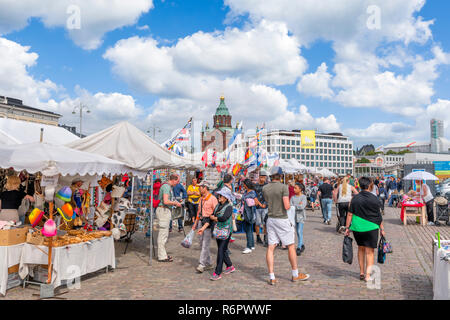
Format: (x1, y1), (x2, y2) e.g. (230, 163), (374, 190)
(123, 213), (137, 233)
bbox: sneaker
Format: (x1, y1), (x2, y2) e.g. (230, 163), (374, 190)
(242, 248), (252, 254)
(296, 248), (301, 256)
(178, 228), (183, 233)
(300, 244), (305, 253)
(327, 220), (331, 225)
(427, 221), (435, 226)
(224, 266), (235, 274)
(292, 273), (310, 282)
(210, 273), (222, 281)
(338, 226), (346, 233)
(196, 264), (205, 273)
(251, 247), (255, 250)
(268, 279), (277, 285)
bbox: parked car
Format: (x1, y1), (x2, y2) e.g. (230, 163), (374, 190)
(440, 178), (450, 196)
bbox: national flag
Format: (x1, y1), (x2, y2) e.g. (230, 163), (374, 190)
(232, 163), (241, 176)
(201, 150), (208, 168)
(176, 128), (190, 142)
(216, 166), (222, 173)
(166, 117), (192, 151)
(228, 121), (243, 148)
(244, 149), (253, 164)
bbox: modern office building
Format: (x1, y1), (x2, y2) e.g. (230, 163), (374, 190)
(431, 118), (444, 153)
(0, 96), (61, 126)
(238, 130), (354, 176)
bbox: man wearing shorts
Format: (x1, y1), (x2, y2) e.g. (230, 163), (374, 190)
(254, 170), (268, 246)
(263, 166), (310, 285)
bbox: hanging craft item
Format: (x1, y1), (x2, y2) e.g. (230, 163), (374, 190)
(29, 208), (45, 228)
(57, 203), (73, 222)
(93, 187), (99, 207)
(55, 186), (72, 202)
(42, 219), (57, 237)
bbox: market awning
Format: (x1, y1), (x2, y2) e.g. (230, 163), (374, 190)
(0, 142), (139, 177)
(66, 121), (203, 171)
(0, 117), (79, 145)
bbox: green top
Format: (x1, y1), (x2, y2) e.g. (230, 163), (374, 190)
(215, 97), (230, 116)
(158, 183), (173, 208)
(262, 182), (290, 219)
(350, 214), (380, 232)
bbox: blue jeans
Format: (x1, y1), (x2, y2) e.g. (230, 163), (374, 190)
(243, 221), (254, 249)
(321, 198), (333, 221)
(388, 194), (398, 207)
(296, 222), (304, 248)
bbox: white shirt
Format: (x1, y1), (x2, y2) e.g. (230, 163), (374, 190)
(337, 184), (352, 203)
(420, 184), (434, 203)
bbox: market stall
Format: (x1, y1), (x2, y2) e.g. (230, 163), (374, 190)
(66, 121), (202, 265)
(0, 142), (138, 296)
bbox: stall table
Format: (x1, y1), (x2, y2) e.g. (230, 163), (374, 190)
(400, 202), (426, 226)
(0, 243), (24, 296)
(19, 236), (115, 288)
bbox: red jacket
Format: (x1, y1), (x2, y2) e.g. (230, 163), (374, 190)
(151, 182), (162, 208)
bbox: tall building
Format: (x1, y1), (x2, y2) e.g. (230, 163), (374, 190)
(431, 118), (444, 153)
(201, 96), (239, 152)
(0, 96), (61, 126)
(238, 130), (354, 176)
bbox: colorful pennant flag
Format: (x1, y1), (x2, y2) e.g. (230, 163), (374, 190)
(201, 150), (208, 168)
(232, 163), (241, 176)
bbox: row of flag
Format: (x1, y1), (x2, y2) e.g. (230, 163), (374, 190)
(165, 118), (192, 154)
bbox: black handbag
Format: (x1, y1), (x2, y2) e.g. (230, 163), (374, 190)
(342, 236), (353, 264)
(378, 235), (386, 264)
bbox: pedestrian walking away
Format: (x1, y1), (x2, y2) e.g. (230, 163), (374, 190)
(333, 177), (358, 233)
(254, 170), (269, 246)
(263, 166), (310, 285)
(317, 177), (333, 225)
(344, 177), (386, 282)
(241, 179), (264, 254)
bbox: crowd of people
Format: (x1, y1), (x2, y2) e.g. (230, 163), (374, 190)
(149, 169), (436, 284)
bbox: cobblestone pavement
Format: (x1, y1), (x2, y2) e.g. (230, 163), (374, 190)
(3, 206), (440, 300)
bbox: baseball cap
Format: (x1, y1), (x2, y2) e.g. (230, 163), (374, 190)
(270, 166), (283, 176)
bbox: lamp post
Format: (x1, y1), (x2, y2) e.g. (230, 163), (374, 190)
(147, 126), (162, 140)
(72, 103), (90, 138)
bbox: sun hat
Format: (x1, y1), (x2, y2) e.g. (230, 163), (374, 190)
(259, 170), (269, 176)
(55, 186), (72, 202)
(198, 181), (212, 189)
(29, 208), (44, 228)
(270, 166), (284, 176)
(41, 219), (57, 237)
(57, 203), (73, 222)
(216, 188), (233, 201)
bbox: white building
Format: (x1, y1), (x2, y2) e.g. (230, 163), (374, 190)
(404, 152), (450, 165)
(236, 130), (354, 175)
(0, 96), (61, 126)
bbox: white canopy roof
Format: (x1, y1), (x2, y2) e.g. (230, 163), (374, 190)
(316, 168), (337, 177)
(0, 142), (137, 177)
(0, 118), (79, 145)
(66, 121), (202, 171)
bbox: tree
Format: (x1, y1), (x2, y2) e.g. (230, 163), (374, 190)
(356, 157), (371, 164)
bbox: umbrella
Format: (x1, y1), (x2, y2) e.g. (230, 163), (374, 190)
(403, 171), (439, 181)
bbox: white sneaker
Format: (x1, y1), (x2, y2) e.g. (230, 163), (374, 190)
(242, 248), (252, 254)
(427, 221), (435, 226)
(251, 247), (255, 250)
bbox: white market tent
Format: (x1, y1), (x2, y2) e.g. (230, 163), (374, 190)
(66, 121), (203, 171)
(287, 159), (308, 173)
(0, 142), (136, 177)
(0, 118), (79, 145)
(316, 168), (337, 178)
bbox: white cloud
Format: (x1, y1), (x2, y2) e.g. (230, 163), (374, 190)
(297, 63), (334, 99)
(0, 37), (58, 108)
(0, 0), (154, 49)
(345, 122), (419, 146)
(426, 99), (450, 132)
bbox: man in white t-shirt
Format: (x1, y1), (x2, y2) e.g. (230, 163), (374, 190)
(418, 181), (435, 225)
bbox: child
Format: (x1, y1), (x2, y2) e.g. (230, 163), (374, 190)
(290, 183), (307, 256)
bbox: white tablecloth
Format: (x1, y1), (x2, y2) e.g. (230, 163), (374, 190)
(433, 241), (450, 300)
(0, 243), (24, 296)
(19, 236), (115, 288)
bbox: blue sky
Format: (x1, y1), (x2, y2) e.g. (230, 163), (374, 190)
(0, 0), (449, 148)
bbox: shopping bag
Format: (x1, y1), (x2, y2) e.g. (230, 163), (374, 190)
(342, 236), (353, 264)
(181, 229), (195, 248)
(287, 206), (296, 226)
(378, 236), (386, 264)
(383, 239), (393, 253)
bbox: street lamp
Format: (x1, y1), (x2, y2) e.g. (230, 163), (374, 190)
(147, 126), (162, 140)
(72, 103), (90, 138)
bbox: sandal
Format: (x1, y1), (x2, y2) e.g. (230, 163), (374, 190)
(359, 274), (365, 281)
(158, 256), (173, 262)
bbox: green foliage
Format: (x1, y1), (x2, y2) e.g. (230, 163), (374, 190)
(356, 157), (371, 164)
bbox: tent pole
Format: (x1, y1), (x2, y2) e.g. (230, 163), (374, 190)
(149, 170), (154, 266)
(130, 176), (135, 205)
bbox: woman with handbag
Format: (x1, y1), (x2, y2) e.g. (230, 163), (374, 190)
(0, 175), (35, 222)
(197, 188), (235, 281)
(241, 179), (264, 254)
